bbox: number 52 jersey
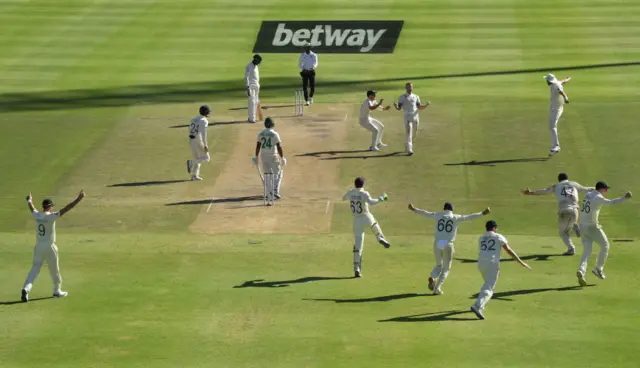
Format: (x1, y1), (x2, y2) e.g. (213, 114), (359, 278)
(478, 231), (508, 263)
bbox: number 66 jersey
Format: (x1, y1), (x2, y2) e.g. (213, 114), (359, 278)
(412, 209), (484, 244)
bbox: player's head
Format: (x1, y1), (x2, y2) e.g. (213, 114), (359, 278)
(595, 181), (610, 194)
(544, 73), (556, 85)
(405, 82), (413, 93)
(558, 173), (568, 182)
(443, 202), (454, 211)
(253, 54), (262, 65)
(199, 105), (211, 117)
(355, 177), (365, 188)
(264, 117), (275, 129)
(485, 220), (498, 232)
(366, 90), (376, 100)
(304, 42), (311, 53)
(42, 198), (54, 211)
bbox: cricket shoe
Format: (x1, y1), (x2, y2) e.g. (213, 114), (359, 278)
(576, 271), (588, 286)
(274, 194), (281, 200)
(191, 176), (202, 181)
(186, 160), (192, 174)
(248, 119), (256, 124)
(53, 291), (68, 298)
(369, 146), (380, 152)
(434, 288), (444, 295)
(21, 289), (29, 302)
(310, 98), (314, 104)
(562, 248), (576, 256)
(377, 142), (388, 149)
(407, 151), (414, 156)
(470, 305), (485, 320)
(573, 223), (581, 237)
(377, 236), (391, 248)
(592, 268), (606, 280)
(427, 277), (435, 291)
(548, 147), (561, 157)
(305, 101), (310, 106)
(354, 270), (362, 278)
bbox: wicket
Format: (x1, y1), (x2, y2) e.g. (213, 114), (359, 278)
(263, 169), (275, 206)
(294, 89), (304, 116)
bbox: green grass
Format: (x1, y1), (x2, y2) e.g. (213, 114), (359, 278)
(1, 0), (640, 366)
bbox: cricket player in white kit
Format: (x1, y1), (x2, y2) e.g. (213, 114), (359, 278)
(342, 177), (391, 278)
(252, 117), (286, 201)
(471, 220), (531, 320)
(408, 202), (490, 294)
(186, 105), (211, 181)
(245, 54), (262, 123)
(360, 90), (391, 152)
(21, 190), (85, 302)
(393, 82), (430, 155)
(576, 181), (632, 286)
(522, 173), (594, 255)
(544, 74), (571, 156)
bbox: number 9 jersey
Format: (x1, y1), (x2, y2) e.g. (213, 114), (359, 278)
(478, 231), (508, 263)
(32, 210), (60, 244)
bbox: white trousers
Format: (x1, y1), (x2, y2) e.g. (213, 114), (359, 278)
(404, 116), (419, 153)
(430, 241), (454, 290)
(359, 117), (384, 148)
(190, 138), (210, 177)
(473, 260), (500, 311)
(578, 224), (609, 275)
(261, 156), (282, 198)
(549, 106), (563, 149)
(23, 242), (62, 293)
(558, 209), (579, 250)
(248, 85), (260, 122)
(352, 214), (384, 272)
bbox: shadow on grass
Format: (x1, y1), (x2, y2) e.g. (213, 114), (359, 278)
(296, 149), (371, 157)
(233, 276), (352, 288)
(165, 195), (263, 206)
(320, 151), (406, 160)
(304, 292), (430, 303)
(0, 296), (54, 306)
(470, 285), (592, 302)
(455, 254), (565, 264)
(379, 310), (478, 323)
(444, 157), (549, 167)
(108, 179), (189, 187)
(229, 104), (296, 111)
(168, 120), (252, 128)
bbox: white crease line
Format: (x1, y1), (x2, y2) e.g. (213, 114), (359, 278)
(206, 196), (215, 212)
(325, 198), (331, 214)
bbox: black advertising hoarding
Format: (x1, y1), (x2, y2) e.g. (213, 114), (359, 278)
(253, 21), (404, 54)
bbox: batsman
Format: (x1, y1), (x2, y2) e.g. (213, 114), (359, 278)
(252, 117), (286, 201)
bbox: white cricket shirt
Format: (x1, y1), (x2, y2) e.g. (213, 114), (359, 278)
(299, 51), (318, 70)
(580, 191), (627, 226)
(33, 210), (61, 244)
(245, 62), (260, 88)
(257, 128), (281, 157)
(477, 231), (508, 263)
(360, 99), (376, 120)
(189, 116), (209, 142)
(343, 188), (380, 217)
(549, 82), (565, 109)
(412, 209), (483, 243)
(397, 93), (422, 120)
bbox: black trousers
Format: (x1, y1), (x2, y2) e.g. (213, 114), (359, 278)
(300, 69), (315, 101)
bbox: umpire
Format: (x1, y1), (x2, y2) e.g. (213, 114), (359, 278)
(298, 42), (318, 106)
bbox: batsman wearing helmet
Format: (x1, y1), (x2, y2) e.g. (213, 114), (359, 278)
(252, 117), (286, 200)
(186, 105), (211, 181)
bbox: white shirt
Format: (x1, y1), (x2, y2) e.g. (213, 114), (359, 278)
(412, 209), (483, 243)
(189, 116), (209, 142)
(532, 180), (594, 212)
(245, 62), (260, 88)
(397, 93), (422, 119)
(257, 128), (281, 157)
(549, 81), (565, 109)
(33, 210), (61, 244)
(343, 188), (380, 217)
(580, 191), (627, 226)
(478, 231), (508, 263)
(299, 51), (318, 70)
(360, 99), (377, 120)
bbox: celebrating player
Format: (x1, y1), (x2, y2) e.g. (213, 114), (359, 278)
(253, 117), (286, 202)
(544, 73), (571, 156)
(359, 90), (390, 152)
(408, 202), (490, 295)
(186, 105), (211, 181)
(393, 82), (430, 155)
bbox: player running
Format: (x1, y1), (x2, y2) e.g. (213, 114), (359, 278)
(576, 182), (632, 286)
(343, 177), (391, 278)
(393, 82), (430, 155)
(21, 190), (85, 302)
(408, 202), (490, 295)
(471, 220), (531, 320)
(522, 173), (594, 255)
(252, 117), (286, 202)
(186, 105), (211, 181)
(544, 74), (571, 156)
(359, 90), (390, 152)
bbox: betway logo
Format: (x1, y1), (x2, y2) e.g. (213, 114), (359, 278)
(253, 21), (404, 54)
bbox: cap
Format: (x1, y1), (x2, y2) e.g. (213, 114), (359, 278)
(595, 181), (610, 190)
(485, 220), (498, 231)
(544, 74), (557, 83)
(305, 42), (312, 48)
(366, 90), (377, 97)
(42, 199), (54, 208)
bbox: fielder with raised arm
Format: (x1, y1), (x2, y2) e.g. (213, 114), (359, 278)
(522, 173), (594, 255)
(470, 220), (531, 320)
(576, 181), (632, 286)
(21, 190), (85, 302)
(343, 177), (391, 278)
(544, 74), (571, 156)
(393, 82), (430, 155)
(245, 54), (262, 123)
(252, 117), (286, 203)
(408, 202), (490, 295)
(359, 90), (390, 152)
(186, 105), (211, 181)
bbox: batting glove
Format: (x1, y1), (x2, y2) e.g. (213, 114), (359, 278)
(251, 156), (258, 166)
(379, 193), (388, 201)
(281, 157), (287, 167)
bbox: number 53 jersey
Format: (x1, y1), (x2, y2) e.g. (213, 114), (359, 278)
(478, 231), (508, 263)
(33, 210), (60, 244)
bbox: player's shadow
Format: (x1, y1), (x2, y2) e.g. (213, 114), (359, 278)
(304, 292), (430, 303)
(321, 151), (406, 160)
(168, 120), (251, 128)
(469, 285), (591, 302)
(444, 157), (549, 167)
(165, 195), (263, 206)
(455, 254), (562, 263)
(379, 310), (477, 323)
(233, 276), (352, 288)
(296, 149), (371, 157)
(108, 179), (189, 187)
(229, 104), (296, 111)
(0, 296), (53, 306)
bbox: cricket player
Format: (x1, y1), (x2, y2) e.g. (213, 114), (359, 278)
(299, 43), (318, 105)
(408, 202), (490, 295)
(359, 90), (391, 151)
(576, 181), (632, 286)
(544, 74), (571, 156)
(245, 54), (262, 123)
(186, 105), (211, 181)
(393, 82), (430, 155)
(21, 190), (86, 302)
(522, 173), (594, 255)
(252, 117), (286, 202)
(342, 177), (391, 278)
(471, 220), (531, 320)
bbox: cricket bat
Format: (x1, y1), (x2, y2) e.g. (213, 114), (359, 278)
(257, 102), (263, 121)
